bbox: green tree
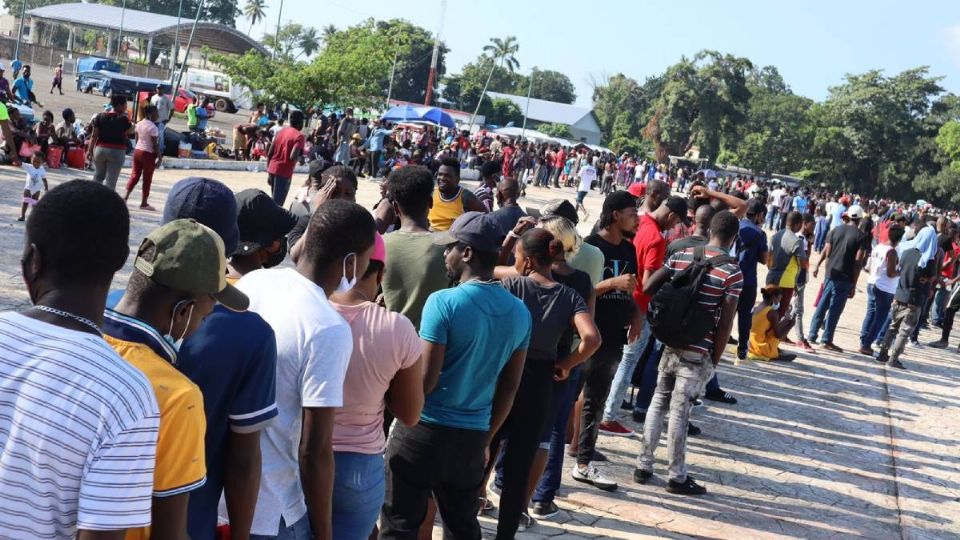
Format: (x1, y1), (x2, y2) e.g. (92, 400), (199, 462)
(298, 27), (321, 58)
(243, 0), (267, 34)
(643, 51), (753, 163)
(472, 36), (520, 124)
(539, 122), (572, 138)
(518, 68), (576, 104)
(591, 73), (656, 149)
(809, 67), (944, 195)
(336, 19), (447, 105)
(480, 98), (523, 126)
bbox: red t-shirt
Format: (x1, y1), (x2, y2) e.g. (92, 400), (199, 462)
(266, 126), (305, 178)
(554, 150), (566, 168)
(632, 214), (666, 311)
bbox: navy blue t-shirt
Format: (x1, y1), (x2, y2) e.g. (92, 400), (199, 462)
(108, 290), (279, 540)
(738, 218), (768, 286)
(178, 305), (278, 540)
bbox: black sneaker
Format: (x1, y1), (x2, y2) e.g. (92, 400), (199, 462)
(632, 410), (646, 423)
(620, 399), (633, 411)
(887, 359), (907, 370)
(687, 423), (702, 437)
(704, 389), (738, 405)
(929, 340), (949, 349)
(633, 468), (653, 484)
(876, 351), (889, 364)
(776, 353), (797, 362)
(666, 475), (707, 495)
(530, 501), (560, 519)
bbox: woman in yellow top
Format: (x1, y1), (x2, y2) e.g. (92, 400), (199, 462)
(748, 286), (798, 362)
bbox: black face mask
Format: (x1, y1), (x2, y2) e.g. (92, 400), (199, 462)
(263, 238), (288, 269)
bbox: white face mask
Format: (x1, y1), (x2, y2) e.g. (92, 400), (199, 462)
(163, 300), (194, 353)
(772, 302), (781, 311)
(336, 252), (358, 294)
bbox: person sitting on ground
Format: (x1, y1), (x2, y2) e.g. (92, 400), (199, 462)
(56, 108), (82, 147)
(35, 109), (54, 154)
(747, 286), (798, 362)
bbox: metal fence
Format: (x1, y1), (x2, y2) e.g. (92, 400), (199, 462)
(0, 36), (169, 79)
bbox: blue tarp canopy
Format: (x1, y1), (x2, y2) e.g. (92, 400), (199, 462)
(381, 105), (456, 129)
(78, 70), (171, 97)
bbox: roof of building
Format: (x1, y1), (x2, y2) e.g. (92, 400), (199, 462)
(486, 91), (596, 128)
(28, 3), (267, 55)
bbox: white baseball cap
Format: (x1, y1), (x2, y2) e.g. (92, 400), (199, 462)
(846, 205), (865, 220)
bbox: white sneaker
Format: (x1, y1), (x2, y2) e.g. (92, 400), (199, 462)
(571, 464), (618, 491)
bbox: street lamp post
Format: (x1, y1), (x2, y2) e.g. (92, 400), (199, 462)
(521, 71), (533, 140)
(272, 0), (284, 60)
(14, 0), (27, 61)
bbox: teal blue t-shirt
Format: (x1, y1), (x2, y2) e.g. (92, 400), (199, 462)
(418, 281), (532, 431)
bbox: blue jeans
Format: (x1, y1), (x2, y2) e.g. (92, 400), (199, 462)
(933, 286), (948, 326)
(807, 277), (853, 344)
(332, 452), (384, 540)
(268, 174), (292, 207)
(633, 340), (664, 414)
(251, 515), (312, 540)
(876, 310), (893, 345)
(602, 319), (651, 422)
(860, 284), (894, 349)
(531, 367), (581, 504)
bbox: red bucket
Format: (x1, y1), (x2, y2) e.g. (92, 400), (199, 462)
(46, 145), (63, 169)
(66, 147), (86, 169)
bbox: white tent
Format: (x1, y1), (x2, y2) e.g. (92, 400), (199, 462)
(493, 126), (573, 146)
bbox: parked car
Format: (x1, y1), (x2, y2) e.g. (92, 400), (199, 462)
(136, 87), (197, 114)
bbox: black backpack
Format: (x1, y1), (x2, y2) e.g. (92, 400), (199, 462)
(647, 246), (735, 349)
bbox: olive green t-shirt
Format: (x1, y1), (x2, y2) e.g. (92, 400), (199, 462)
(382, 231), (449, 330)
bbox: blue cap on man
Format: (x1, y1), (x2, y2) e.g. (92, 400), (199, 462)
(163, 177), (240, 255)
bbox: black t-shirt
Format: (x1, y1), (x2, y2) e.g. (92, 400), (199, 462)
(502, 276), (587, 362)
(554, 268), (593, 358)
(895, 248), (935, 305)
(92, 112), (132, 147)
(825, 224), (865, 281)
(585, 233), (637, 345)
(287, 200), (311, 249)
(487, 205), (528, 243)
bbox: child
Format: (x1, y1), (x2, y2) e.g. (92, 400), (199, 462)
(18, 152), (48, 221)
(747, 286), (798, 362)
(35, 110), (54, 154)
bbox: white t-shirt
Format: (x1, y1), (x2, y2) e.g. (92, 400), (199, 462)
(0, 312), (159, 538)
(868, 243), (899, 293)
(770, 188), (786, 207)
(236, 268), (353, 536)
(22, 163), (45, 192)
(578, 165), (597, 192)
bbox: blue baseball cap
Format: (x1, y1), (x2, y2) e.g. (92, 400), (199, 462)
(432, 211), (501, 254)
(162, 177), (240, 255)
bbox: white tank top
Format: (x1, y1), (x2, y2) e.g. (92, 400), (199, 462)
(868, 244), (898, 294)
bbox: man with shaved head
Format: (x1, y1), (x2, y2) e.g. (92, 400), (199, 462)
(487, 177), (528, 243)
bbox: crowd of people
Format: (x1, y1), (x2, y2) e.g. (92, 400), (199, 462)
(3, 81), (960, 540)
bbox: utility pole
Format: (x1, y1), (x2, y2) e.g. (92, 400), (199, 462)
(173, 0), (204, 95)
(14, 0), (27, 60)
(385, 47), (399, 106)
(521, 72), (532, 139)
(423, 0), (446, 105)
(272, 0), (284, 60)
(116, 0), (127, 60)
(170, 0), (184, 83)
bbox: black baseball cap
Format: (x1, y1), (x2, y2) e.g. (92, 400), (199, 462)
(163, 177), (240, 256)
(664, 196), (692, 226)
(746, 198), (766, 216)
(540, 199), (579, 225)
(601, 190), (637, 216)
(235, 189), (298, 256)
(432, 212), (501, 253)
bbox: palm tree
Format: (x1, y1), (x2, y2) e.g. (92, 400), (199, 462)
(243, 0), (267, 34)
(470, 36), (520, 129)
(321, 24), (338, 44)
(298, 27), (320, 58)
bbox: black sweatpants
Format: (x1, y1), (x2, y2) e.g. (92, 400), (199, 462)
(486, 360), (554, 539)
(939, 286), (960, 342)
(576, 345), (622, 465)
(381, 422), (486, 540)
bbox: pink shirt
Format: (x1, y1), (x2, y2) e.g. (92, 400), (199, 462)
(330, 301), (421, 454)
(134, 118), (159, 154)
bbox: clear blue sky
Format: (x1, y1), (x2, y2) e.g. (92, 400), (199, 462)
(257, 0), (960, 107)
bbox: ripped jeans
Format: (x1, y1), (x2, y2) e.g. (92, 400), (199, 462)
(636, 347), (715, 482)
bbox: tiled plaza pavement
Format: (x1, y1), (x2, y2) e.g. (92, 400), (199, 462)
(0, 166), (958, 539)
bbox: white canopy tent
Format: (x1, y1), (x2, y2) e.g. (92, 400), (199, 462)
(493, 126), (573, 147)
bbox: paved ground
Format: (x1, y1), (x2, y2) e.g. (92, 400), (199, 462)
(1, 165), (958, 539)
(3, 60), (248, 144)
